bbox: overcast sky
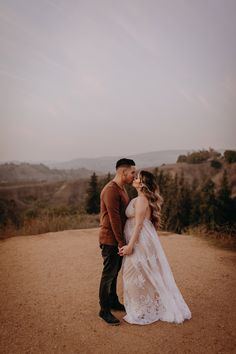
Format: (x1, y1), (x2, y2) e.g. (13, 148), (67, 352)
(0, 0), (236, 162)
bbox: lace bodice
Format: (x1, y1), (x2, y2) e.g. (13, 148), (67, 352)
(125, 197), (137, 218)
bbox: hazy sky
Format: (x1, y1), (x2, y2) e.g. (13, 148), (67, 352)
(0, 0), (236, 162)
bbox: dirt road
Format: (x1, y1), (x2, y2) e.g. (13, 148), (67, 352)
(0, 229), (235, 354)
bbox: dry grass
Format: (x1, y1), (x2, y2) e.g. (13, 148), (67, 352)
(0, 213), (100, 239)
(186, 225), (236, 251)
(1, 214), (236, 253)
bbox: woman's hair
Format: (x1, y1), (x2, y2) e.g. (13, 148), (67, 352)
(138, 170), (163, 230)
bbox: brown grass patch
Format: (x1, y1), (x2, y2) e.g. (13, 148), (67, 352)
(186, 225), (236, 251)
(0, 213), (100, 239)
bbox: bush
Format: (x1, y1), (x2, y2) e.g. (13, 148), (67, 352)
(0, 199), (22, 229)
(177, 148), (221, 164)
(176, 150), (205, 164)
(224, 150), (236, 163)
(25, 208), (38, 219)
(177, 155), (187, 163)
(211, 160), (222, 169)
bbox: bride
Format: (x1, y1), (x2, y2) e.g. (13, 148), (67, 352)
(119, 170), (192, 325)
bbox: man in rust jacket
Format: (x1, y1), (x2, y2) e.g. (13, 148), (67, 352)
(99, 158), (136, 325)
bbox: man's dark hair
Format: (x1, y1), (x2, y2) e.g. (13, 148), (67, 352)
(116, 158), (136, 170)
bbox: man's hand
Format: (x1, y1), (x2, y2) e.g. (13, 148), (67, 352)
(118, 244), (133, 256)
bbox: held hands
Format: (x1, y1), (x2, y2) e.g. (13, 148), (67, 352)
(118, 244), (133, 256)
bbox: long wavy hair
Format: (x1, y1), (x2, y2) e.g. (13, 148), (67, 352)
(138, 170), (163, 230)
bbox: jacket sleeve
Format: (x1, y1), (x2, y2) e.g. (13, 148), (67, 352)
(103, 187), (126, 248)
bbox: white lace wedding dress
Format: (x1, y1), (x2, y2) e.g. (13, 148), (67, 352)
(121, 197), (192, 325)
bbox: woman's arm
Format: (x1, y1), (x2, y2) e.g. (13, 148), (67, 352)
(119, 196), (148, 256)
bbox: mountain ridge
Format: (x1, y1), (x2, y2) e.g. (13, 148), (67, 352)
(15, 148), (228, 172)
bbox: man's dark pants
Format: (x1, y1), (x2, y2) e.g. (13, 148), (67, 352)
(99, 244), (123, 311)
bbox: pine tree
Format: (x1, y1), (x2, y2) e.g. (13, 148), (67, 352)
(106, 172), (112, 183)
(189, 178), (201, 225)
(99, 172), (112, 191)
(199, 178), (217, 229)
(177, 181), (192, 232)
(155, 170), (173, 230)
(216, 170), (233, 224)
(165, 173), (179, 232)
(224, 150), (236, 163)
(153, 167), (159, 180)
(167, 172), (192, 233)
(86, 172), (100, 214)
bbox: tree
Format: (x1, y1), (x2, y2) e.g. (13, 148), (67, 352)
(199, 178), (217, 229)
(106, 172), (112, 183)
(177, 148), (221, 164)
(166, 172), (192, 233)
(0, 199), (21, 229)
(86, 172), (100, 214)
(177, 155), (187, 163)
(210, 160), (222, 169)
(164, 173), (179, 232)
(0, 199), (8, 228)
(189, 178), (201, 225)
(153, 170), (173, 229)
(224, 150), (236, 163)
(99, 172), (112, 191)
(177, 181), (192, 232)
(216, 170), (234, 224)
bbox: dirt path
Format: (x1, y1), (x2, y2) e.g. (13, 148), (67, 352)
(0, 229), (235, 354)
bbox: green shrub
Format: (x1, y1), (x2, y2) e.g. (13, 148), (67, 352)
(224, 150), (236, 163)
(211, 160), (222, 169)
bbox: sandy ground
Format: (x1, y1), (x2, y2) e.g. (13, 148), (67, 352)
(0, 229), (235, 354)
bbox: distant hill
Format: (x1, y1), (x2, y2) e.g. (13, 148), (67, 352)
(44, 149), (226, 172)
(0, 179), (89, 211)
(1, 160), (235, 215)
(0, 162), (97, 184)
(0, 148), (233, 184)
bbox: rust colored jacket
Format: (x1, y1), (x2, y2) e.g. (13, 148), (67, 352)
(99, 181), (130, 248)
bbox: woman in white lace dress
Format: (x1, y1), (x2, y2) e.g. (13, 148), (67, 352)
(119, 170), (192, 325)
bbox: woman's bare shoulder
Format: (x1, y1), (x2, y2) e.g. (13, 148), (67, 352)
(136, 195), (149, 205)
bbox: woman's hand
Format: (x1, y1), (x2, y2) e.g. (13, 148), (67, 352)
(119, 244), (133, 256)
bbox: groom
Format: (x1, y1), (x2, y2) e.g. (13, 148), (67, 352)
(98, 158), (136, 325)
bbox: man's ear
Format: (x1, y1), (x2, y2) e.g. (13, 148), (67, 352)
(122, 168), (127, 177)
